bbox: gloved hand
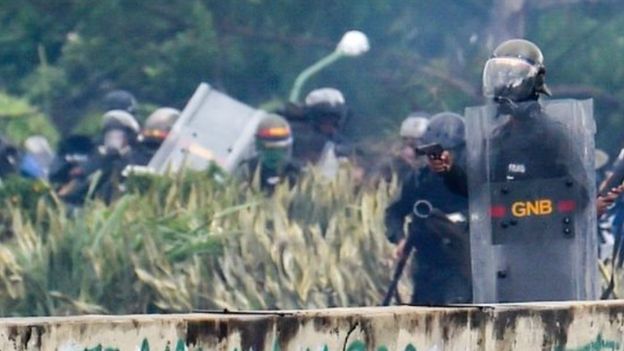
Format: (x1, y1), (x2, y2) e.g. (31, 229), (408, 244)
(428, 150), (453, 173)
(597, 184), (624, 216)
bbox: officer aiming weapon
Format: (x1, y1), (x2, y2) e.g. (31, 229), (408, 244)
(415, 143), (444, 160)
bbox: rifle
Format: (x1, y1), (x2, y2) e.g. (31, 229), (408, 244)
(381, 200), (471, 306)
(381, 200), (433, 306)
(381, 232), (417, 306)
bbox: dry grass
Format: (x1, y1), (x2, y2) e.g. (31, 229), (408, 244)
(0, 165), (405, 316)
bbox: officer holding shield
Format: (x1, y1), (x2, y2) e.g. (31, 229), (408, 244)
(433, 39), (585, 186)
(431, 39), (600, 302)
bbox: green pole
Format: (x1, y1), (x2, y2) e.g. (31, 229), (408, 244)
(288, 50), (345, 103)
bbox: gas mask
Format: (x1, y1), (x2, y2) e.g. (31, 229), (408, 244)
(103, 129), (129, 155)
(257, 139), (292, 171)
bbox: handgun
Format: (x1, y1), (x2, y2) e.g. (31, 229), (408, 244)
(414, 143), (444, 160)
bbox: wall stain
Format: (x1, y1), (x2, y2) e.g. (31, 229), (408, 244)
(540, 308), (574, 349)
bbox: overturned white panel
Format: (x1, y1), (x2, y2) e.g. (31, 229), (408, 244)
(149, 83), (267, 174)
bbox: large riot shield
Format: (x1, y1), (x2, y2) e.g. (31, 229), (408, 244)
(466, 99), (597, 303)
(149, 83), (268, 173)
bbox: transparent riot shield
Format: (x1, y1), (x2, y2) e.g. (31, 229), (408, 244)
(466, 99), (597, 303)
(148, 83), (268, 174)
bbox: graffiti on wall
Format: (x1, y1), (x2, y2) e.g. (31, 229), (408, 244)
(267, 340), (422, 351)
(73, 339), (428, 351)
(62, 333), (622, 351)
(66, 339), (191, 351)
(556, 334), (620, 351)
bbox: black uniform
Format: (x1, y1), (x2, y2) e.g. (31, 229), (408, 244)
(376, 152), (427, 186)
(443, 102), (587, 201)
(0, 137), (20, 179)
(128, 141), (159, 166)
(59, 147), (132, 205)
(385, 151), (471, 304)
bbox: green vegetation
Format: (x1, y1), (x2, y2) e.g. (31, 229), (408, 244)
(1, 1), (624, 315)
(0, 92), (58, 145)
(0, 167), (404, 316)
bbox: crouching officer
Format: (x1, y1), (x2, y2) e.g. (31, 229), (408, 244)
(384, 112), (471, 305)
(240, 115), (300, 194)
(431, 39), (599, 302)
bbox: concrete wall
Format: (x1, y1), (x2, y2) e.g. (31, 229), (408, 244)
(1, 301), (624, 350)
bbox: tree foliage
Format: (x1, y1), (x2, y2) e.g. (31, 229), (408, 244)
(0, 1), (623, 152)
(0, 92), (58, 145)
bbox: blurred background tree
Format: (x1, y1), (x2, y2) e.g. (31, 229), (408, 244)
(0, 0), (623, 152)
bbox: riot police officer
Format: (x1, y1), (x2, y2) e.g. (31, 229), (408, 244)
(432, 40), (601, 192)
(240, 115), (300, 193)
(385, 112), (471, 305)
(131, 107), (180, 165)
(59, 110), (140, 204)
(285, 88), (352, 166)
(431, 39), (601, 302)
(49, 135), (94, 188)
(432, 40), (579, 184)
(433, 40), (622, 218)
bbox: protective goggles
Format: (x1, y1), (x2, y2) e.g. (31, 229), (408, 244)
(142, 129), (169, 140)
(256, 126), (290, 139)
(257, 137), (293, 149)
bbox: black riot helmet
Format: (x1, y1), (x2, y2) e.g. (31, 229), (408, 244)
(102, 90), (138, 114)
(422, 112), (465, 150)
(142, 107), (180, 143)
(483, 39), (551, 103)
(101, 110), (141, 152)
(102, 110), (140, 135)
(304, 88), (349, 136)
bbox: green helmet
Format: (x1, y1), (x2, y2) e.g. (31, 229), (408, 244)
(255, 115), (293, 169)
(483, 39), (551, 102)
(255, 115), (293, 148)
(143, 107), (180, 141)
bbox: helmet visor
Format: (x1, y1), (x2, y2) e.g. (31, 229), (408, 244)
(257, 136), (293, 149)
(483, 57), (538, 98)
